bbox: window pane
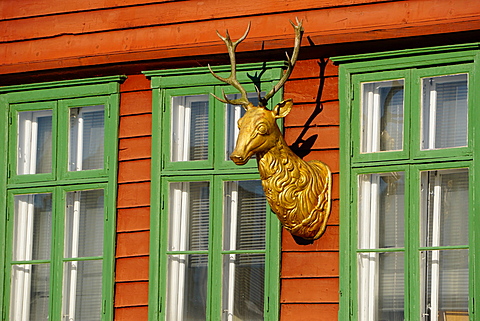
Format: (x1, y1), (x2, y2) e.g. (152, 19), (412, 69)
(421, 74), (468, 150)
(223, 180), (266, 251)
(225, 93), (261, 161)
(65, 189), (104, 258)
(358, 172), (405, 249)
(421, 250), (469, 320)
(421, 169), (469, 247)
(171, 95), (209, 161)
(69, 105), (105, 171)
(358, 252), (404, 321)
(63, 260), (103, 320)
(168, 181), (210, 251)
(361, 80), (404, 153)
(17, 110), (53, 174)
(10, 263), (50, 321)
(222, 253), (265, 321)
(13, 193), (52, 261)
(166, 254), (208, 321)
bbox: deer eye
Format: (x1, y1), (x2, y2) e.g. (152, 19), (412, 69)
(257, 123), (268, 135)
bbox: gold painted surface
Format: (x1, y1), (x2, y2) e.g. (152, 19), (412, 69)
(210, 20), (332, 240)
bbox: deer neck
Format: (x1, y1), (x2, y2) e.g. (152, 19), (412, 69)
(256, 135), (303, 181)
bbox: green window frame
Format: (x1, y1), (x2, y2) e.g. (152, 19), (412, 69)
(334, 44), (480, 320)
(0, 76), (124, 320)
(145, 62), (283, 321)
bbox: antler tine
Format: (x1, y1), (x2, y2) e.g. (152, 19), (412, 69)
(262, 18), (304, 105)
(208, 22), (252, 107)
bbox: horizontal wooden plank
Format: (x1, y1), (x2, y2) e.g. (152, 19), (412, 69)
(117, 207), (150, 232)
(120, 74), (151, 93)
(281, 277), (339, 303)
(115, 306), (149, 321)
(284, 126), (340, 150)
(1, 0), (399, 40)
(118, 159), (151, 183)
(329, 199), (340, 225)
(284, 76), (339, 103)
(299, 149), (340, 174)
(114, 281), (149, 307)
(116, 256), (149, 282)
(0, 0), (177, 20)
(282, 251), (339, 278)
(117, 182), (151, 208)
(120, 90), (152, 116)
(116, 230), (150, 257)
(119, 113), (152, 138)
(284, 101), (340, 127)
(118, 136), (152, 161)
(290, 58), (339, 80)
(282, 225), (339, 251)
(280, 303), (338, 321)
(2, 1), (480, 74)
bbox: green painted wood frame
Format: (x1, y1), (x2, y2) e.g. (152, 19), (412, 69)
(0, 75), (124, 321)
(333, 43), (480, 321)
(146, 62), (284, 321)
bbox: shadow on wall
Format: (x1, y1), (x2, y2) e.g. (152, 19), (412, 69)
(289, 58), (328, 159)
(288, 58), (330, 246)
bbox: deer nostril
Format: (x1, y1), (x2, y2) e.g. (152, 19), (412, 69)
(230, 154), (243, 161)
(230, 154), (248, 165)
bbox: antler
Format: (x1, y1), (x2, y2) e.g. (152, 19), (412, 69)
(261, 18), (303, 106)
(208, 23), (252, 107)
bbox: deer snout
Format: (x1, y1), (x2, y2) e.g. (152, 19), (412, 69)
(230, 153), (249, 165)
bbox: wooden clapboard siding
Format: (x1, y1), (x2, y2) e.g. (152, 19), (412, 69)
(2, 1), (479, 320)
(2, 0), (480, 75)
(115, 74), (152, 318)
(281, 58), (340, 319)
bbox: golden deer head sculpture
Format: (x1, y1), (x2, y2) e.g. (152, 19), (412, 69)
(209, 19), (332, 240)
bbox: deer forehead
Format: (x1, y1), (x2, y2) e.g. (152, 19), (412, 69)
(240, 107), (276, 125)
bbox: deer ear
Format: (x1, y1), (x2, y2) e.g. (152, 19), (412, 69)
(273, 99), (293, 118)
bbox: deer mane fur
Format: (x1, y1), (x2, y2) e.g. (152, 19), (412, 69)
(257, 135), (332, 240)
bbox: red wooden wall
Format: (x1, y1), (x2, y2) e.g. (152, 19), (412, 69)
(2, 0), (480, 78)
(115, 74), (152, 319)
(281, 59), (340, 320)
(2, 1), (480, 320)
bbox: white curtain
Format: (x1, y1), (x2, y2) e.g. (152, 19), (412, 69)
(222, 180), (266, 321)
(421, 74), (468, 150)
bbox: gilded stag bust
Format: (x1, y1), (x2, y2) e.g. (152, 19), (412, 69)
(209, 20), (332, 240)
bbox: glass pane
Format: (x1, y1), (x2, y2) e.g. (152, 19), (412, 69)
(168, 181), (210, 251)
(421, 169), (469, 247)
(222, 253), (265, 321)
(223, 180), (266, 251)
(358, 172), (405, 249)
(361, 80), (404, 153)
(421, 74), (468, 150)
(10, 263), (50, 321)
(225, 93), (262, 160)
(13, 194), (52, 261)
(69, 105), (105, 171)
(65, 189), (104, 258)
(166, 254), (208, 321)
(421, 250), (469, 320)
(358, 252), (404, 321)
(17, 110), (53, 174)
(63, 260), (103, 320)
(171, 95), (209, 161)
